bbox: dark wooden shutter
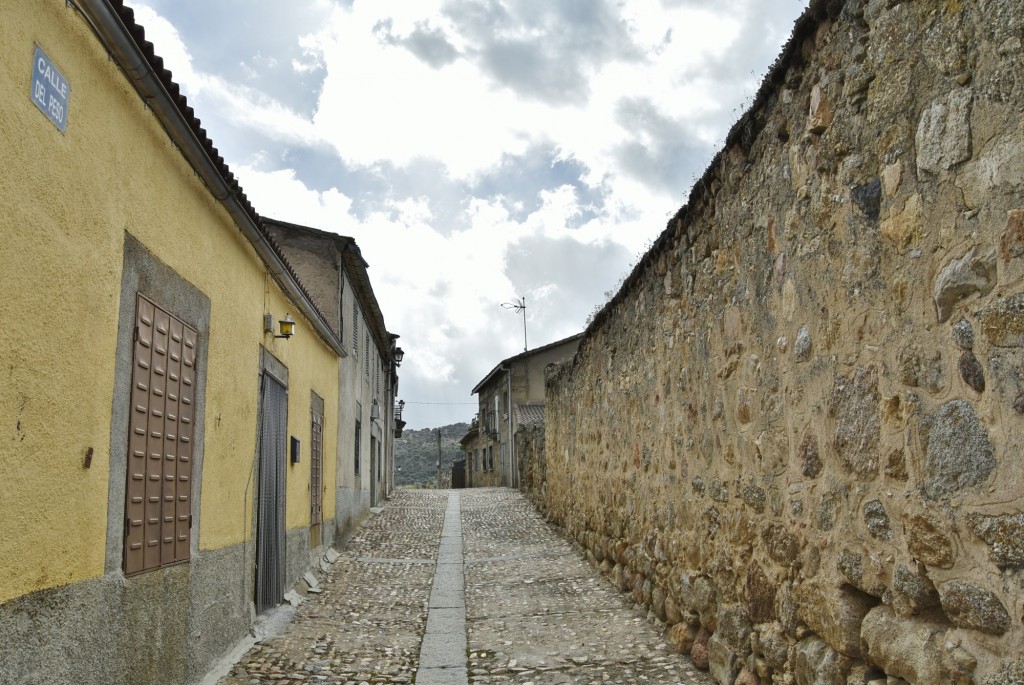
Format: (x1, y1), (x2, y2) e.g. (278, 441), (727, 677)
(125, 294), (197, 575)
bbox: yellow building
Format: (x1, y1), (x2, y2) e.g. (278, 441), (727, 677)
(0, 1), (398, 682)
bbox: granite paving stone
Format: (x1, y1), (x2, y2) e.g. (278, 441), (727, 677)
(213, 488), (711, 685)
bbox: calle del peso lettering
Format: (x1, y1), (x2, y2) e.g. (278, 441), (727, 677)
(31, 45), (70, 132)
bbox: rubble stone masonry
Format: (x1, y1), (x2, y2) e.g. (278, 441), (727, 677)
(535, 1), (1024, 683)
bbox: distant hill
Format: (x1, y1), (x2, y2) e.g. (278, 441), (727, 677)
(394, 422), (470, 487)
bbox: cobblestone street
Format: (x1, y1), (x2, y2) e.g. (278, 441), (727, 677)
(217, 489), (711, 685)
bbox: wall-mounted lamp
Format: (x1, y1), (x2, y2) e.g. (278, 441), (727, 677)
(394, 347), (405, 365)
(264, 313), (296, 339)
(275, 313), (296, 339)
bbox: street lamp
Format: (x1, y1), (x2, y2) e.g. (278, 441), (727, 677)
(501, 296), (527, 352)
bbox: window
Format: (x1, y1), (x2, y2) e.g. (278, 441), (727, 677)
(354, 418), (361, 474)
(370, 435), (377, 485)
(352, 301), (359, 352)
(310, 393), (324, 547)
(339, 279), (345, 343)
(124, 294), (198, 575)
(488, 445), (494, 471)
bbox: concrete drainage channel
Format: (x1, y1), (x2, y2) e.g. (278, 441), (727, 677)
(415, 492), (468, 685)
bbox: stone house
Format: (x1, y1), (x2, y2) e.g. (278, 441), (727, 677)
(0, 2), (399, 683)
(463, 334), (581, 488)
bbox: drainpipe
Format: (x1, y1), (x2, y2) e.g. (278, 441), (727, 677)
(75, 0), (345, 358)
(506, 366), (514, 489)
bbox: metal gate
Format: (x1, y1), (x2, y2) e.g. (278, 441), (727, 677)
(255, 373), (287, 613)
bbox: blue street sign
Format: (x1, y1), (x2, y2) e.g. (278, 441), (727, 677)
(31, 45), (71, 133)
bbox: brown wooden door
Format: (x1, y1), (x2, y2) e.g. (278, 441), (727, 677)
(124, 294), (197, 575)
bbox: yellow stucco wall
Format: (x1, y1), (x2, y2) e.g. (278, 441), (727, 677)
(260, 284), (340, 534)
(0, 0), (340, 604)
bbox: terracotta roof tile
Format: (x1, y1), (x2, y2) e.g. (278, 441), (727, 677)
(515, 404), (546, 427)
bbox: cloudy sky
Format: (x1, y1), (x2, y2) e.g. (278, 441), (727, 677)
(125, 0), (809, 429)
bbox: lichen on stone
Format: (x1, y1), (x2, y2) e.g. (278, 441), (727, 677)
(863, 499), (893, 540)
(952, 319), (974, 350)
(938, 581), (1011, 635)
(905, 511), (956, 569)
(967, 512), (1024, 570)
(921, 400), (995, 499)
(958, 350), (985, 392)
(828, 367), (881, 477)
(980, 293), (1024, 347)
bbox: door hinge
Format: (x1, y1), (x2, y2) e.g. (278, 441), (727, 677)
(133, 325), (139, 342)
(189, 514), (193, 529)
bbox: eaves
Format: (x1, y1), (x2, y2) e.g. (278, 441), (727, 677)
(72, 0), (347, 358)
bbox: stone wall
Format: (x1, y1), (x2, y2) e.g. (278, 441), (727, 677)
(517, 424), (546, 508)
(536, 1), (1024, 684)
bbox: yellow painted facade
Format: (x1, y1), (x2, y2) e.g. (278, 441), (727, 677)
(0, 0), (340, 604)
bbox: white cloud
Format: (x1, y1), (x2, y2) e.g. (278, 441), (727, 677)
(311, 8), (534, 177)
(129, 4), (199, 89)
(124, 0), (810, 426)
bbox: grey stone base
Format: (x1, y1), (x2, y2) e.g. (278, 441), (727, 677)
(0, 542), (251, 685)
(335, 486), (371, 541)
(283, 518), (337, 591)
(0, 521), (344, 685)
